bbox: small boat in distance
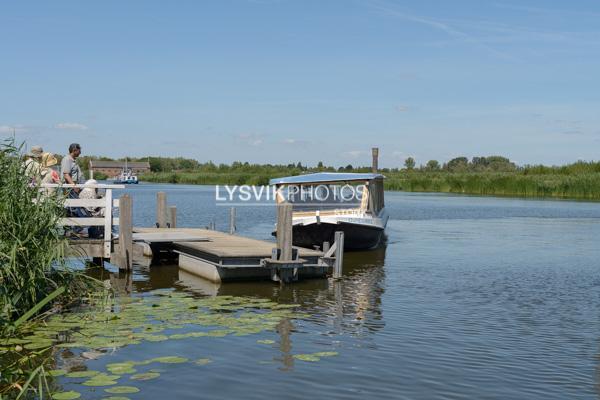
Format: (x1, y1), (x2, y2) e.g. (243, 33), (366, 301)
(270, 172), (388, 250)
(114, 169), (139, 184)
(113, 159), (139, 184)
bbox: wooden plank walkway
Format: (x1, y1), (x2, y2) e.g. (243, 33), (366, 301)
(133, 227), (322, 259)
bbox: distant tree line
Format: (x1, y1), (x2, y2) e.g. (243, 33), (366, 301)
(78, 154), (600, 178)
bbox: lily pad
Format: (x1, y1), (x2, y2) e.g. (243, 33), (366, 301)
(151, 356), (188, 364)
(130, 372), (160, 381)
(51, 390), (81, 399)
(257, 339), (275, 345)
(293, 354), (321, 362)
(81, 374), (120, 386)
(313, 351), (338, 357)
(48, 369), (67, 377)
(66, 370), (100, 378)
(107, 363), (137, 375)
(104, 386), (140, 394)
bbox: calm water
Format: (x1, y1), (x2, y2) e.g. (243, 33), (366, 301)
(77, 184), (600, 399)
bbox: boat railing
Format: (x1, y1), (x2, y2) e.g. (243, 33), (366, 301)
(292, 208), (366, 217)
(41, 183), (125, 258)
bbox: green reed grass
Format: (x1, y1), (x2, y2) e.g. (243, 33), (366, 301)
(0, 139), (108, 398)
(141, 170), (600, 201)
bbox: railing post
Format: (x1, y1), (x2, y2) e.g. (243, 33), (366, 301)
(118, 194), (133, 270)
(276, 202), (293, 261)
(103, 188), (113, 258)
(333, 231), (344, 279)
(229, 207), (236, 234)
(169, 206), (177, 228)
(156, 192), (167, 228)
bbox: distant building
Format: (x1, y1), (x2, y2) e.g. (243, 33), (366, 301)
(89, 160), (151, 178)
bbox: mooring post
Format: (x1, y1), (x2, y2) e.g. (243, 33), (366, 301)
(229, 207), (236, 235)
(277, 202), (293, 261)
(333, 231), (344, 279)
(169, 206), (177, 228)
(156, 192), (167, 228)
(119, 194), (133, 270)
(372, 147), (379, 173)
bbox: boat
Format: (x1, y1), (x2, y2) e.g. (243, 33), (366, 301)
(113, 158), (139, 184)
(270, 172), (388, 250)
(114, 169), (138, 184)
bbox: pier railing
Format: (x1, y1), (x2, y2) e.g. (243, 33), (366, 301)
(42, 183), (125, 259)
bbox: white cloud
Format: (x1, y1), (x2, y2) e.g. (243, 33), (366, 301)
(236, 133), (263, 147)
(343, 150), (369, 158)
(0, 124), (29, 134)
(55, 122), (89, 130)
(282, 138), (310, 146)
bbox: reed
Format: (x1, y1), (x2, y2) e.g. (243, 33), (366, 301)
(141, 170), (600, 201)
(0, 139), (107, 398)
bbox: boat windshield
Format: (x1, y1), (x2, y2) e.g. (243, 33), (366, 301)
(279, 183), (364, 211)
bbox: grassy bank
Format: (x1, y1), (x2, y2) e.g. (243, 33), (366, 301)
(140, 170), (600, 201)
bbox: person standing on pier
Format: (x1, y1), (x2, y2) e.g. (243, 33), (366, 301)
(61, 143), (84, 189)
(61, 143), (87, 236)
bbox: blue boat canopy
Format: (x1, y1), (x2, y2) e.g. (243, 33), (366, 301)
(269, 172), (385, 185)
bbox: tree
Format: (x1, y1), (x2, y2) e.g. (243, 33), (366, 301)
(426, 160), (440, 171)
(404, 157), (416, 170)
(447, 157), (469, 172)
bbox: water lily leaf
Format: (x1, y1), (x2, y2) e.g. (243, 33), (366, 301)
(313, 351), (338, 357)
(66, 370), (100, 378)
(151, 356), (188, 364)
(293, 354), (320, 362)
(48, 369), (67, 377)
(107, 362), (137, 375)
(81, 378), (118, 387)
(205, 330), (231, 337)
(51, 390), (81, 399)
(194, 358), (212, 366)
(24, 340), (53, 350)
(104, 386), (140, 394)
(257, 339), (275, 345)
(130, 372), (160, 381)
(144, 334), (168, 342)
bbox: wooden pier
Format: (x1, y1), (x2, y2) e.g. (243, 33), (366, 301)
(134, 227), (328, 283)
(56, 188), (344, 284)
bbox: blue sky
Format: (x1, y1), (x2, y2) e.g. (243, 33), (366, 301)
(1, 0), (600, 167)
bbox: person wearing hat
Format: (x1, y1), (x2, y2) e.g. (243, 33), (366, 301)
(40, 152), (60, 195)
(24, 145), (44, 178)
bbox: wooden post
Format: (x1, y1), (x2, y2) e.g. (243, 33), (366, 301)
(169, 206), (177, 228)
(156, 192), (167, 228)
(333, 231), (344, 279)
(276, 202), (293, 261)
(118, 194), (133, 270)
(229, 207), (236, 234)
(372, 147), (379, 173)
(89, 160), (94, 180)
(103, 188), (113, 258)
